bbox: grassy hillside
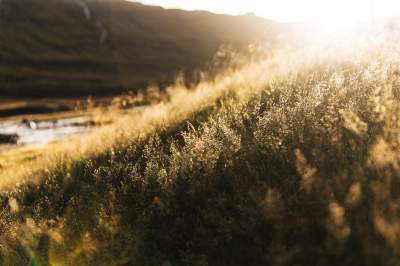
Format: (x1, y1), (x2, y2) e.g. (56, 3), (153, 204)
(1, 29), (400, 265)
(0, 0), (277, 98)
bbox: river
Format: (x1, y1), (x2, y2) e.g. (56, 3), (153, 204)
(0, 116), (94, 150)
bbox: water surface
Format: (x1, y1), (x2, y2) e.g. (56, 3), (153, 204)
(0, 116), (93, 149)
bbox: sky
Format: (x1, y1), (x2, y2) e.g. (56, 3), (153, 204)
(139, 0), (400, 25)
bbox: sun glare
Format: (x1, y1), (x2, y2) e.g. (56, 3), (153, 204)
(141, 0), (400, 34)
(253, 0), (373, 35)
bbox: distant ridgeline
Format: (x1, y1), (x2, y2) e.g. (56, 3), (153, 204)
(0, 0), (278, 98)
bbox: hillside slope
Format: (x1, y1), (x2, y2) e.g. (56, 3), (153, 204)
(1, 32), (400, 264)
(0, 0), (277, 98)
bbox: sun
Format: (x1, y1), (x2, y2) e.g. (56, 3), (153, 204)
(310, 14), (360, 36)
(253, 0), (373, 35)
(309, 1), (370, 35)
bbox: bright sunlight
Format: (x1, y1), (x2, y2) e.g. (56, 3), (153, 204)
(140, 0), (400, 33)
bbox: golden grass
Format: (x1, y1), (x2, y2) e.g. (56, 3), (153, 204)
(0, 32), (391, 190)
(2, 30), (400, 264)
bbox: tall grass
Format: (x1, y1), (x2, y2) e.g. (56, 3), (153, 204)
(1, 30), (400, 265)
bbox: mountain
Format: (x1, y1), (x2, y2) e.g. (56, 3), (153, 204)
(0, 0), (278, 98)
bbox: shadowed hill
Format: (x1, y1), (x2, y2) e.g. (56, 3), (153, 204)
(0, 0), (278, 98)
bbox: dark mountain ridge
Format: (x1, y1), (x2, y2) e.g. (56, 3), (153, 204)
(0, 0), (279, 98)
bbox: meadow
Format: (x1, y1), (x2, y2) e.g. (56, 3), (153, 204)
(1, 28), (400, 265)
